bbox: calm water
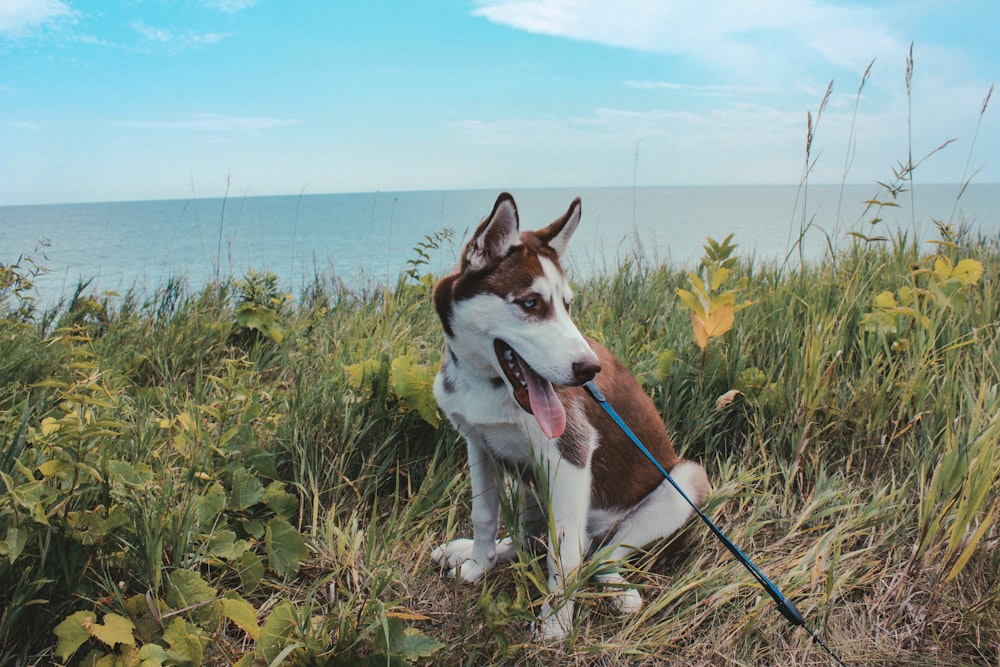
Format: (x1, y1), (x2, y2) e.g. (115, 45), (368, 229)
(2, 184), (998, 307)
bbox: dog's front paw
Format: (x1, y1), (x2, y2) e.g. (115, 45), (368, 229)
(432, 537), (519, 584)
(534, 603), (572, 642)
(598, 572), (644, 614)
(609, 587), (643, 614)
(431, 539), (485, 583)
(431, 539), (473, 569)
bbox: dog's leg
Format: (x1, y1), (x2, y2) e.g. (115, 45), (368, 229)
(535, 455), (592, 641)
(432, 438), (515, 582)
(596, 460), (709, 613)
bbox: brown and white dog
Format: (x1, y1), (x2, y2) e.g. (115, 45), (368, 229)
(431, 192), (709, 640)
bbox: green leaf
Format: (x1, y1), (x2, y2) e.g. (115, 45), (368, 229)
(236, 550), (265, 591)
(236, 303), (284, 342)
(166, 569), (219, 628)
(229, 466), (266, 510)
(392, 628), (446, 659)
(375, 616), (445, 660)
(242, 446), (278, 479)
(258, 601), (298, 663)
(390, 353), (441, 427)
(89, 612), (136, 649)
(67, 504), (130, 545)
(1, 526), (26, 563)
(107, 459), (152, 491)
(162, 617), (204, 666)
(137, 642), (171, 667)
(54, 611), (136, 659)
(207, 529), (251, 560)
(265, 518), (309, 577)
(221, 593), (261, 640)
(263, 482), (299, 520)
(196, 483), (227, 526)
(54, 611), (94, 660)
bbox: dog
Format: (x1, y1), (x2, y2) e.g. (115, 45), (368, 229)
(430, 192), (709, 640)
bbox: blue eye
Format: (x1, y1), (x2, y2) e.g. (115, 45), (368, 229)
(521, 298), (537, 309)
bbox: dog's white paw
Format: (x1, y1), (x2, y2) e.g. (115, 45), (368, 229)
(609, 587), (643, 614)
(598, 573), (644, 614)
(431, 539), (487, 583)
(432, 537), (518, 584)
(431, 539), (474, 569)
(534, 602), (572, 642)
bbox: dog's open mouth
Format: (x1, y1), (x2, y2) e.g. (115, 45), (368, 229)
(494, 339), (566, 439)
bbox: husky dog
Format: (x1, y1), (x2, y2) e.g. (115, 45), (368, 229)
(431, 192), (709, 639)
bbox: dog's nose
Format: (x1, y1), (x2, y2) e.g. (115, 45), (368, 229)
(572, 358), (602, 383)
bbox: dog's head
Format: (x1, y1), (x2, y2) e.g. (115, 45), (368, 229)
(434, 193), (601, 438)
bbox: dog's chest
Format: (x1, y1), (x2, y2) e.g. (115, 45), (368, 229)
(434, 361), (543, 465)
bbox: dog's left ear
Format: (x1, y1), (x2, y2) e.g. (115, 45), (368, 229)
(537, 197), (582, 259)
(465, 192), (520, 271)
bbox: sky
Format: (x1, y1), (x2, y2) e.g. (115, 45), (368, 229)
(1, 0), (997, 206)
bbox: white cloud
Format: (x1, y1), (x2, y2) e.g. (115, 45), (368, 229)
(130, 20), (232, 48)
(202, 0), (260, 12)
(472, 0), (904, 79)
(116, 113), (301, 133)
(624, 81), (776, 95)
(0, 0), (74, 37)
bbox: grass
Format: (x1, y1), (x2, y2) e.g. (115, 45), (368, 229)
(1, 56), (997, 666)
(0, 209), (998, 665)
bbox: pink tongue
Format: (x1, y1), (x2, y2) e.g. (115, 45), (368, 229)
(523, 364), (566, 439)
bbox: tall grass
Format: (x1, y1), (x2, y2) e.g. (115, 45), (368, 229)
(0, 64), (998, 665)
(0, 208), (997, 665)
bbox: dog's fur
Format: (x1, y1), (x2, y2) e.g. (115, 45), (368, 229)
(431, 192), (709, 639)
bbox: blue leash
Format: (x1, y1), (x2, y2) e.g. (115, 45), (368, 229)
(583, 380), (847, 666)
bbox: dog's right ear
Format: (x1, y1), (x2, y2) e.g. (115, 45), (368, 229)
(464, 193), (520, 271)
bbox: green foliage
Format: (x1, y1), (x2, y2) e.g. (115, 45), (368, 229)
(674, 234), (754, 366)
(0, 227), (996, 665)
(1, 146), (999, 665)
(233, 269), (288, 344)
(0, 248), (46, 323)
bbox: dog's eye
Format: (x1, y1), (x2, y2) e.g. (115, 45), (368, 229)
(520, 298), (537, 309)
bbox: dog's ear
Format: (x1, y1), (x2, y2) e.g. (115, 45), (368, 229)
(465, 192), (520, 271)
(537, 197), (581, 259)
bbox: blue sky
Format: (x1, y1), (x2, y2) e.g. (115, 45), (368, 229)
(1, 0), (997, 205)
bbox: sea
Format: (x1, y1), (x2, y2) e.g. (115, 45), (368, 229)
(2, 184), (998, 308)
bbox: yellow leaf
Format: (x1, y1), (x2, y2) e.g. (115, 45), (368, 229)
(709, 292), (735, 310)
(702, 302), (735, 338)
(710, 267), (730, 291)
(387, 608), (435, 622)
(345, 359), (381, 390)
(40, 417), (60, 436)
(684, 271), (709, 301)
(934, 256), (953, 277)
(873, 291), (897, 310)
(675, 288), (706, 320)
(953, 258), (984, 285)
(691, 311), (708, 352)
(176, 413), (194, 432)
